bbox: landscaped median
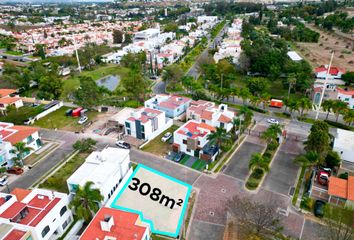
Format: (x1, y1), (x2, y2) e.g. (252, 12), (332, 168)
(245, 124), (282, 190)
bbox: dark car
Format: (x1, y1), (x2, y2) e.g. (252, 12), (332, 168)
(7, 167), (24, 175)
(314, 200), (326, 218)
(174, 153), (185, 162)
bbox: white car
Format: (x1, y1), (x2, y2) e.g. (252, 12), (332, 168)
(161, 132), (172, 142)
(0, 176), (8, 186)
(78, 116), (88, 125)
(115, 140), (131, 149)
(267, 118), (280, 125)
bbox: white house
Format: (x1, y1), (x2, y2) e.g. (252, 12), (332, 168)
(336, 88), (354, 109)
(101, 50), (126, 64)
(144, 94), (192, 119)
(197, 16), (218, 24)
(67, 147), (131, 203)
(125, 107), (173, 141)
(0, 89), (23, 111)
(173, 120), (217, 160)
(80, 207), (150, 240)
(187, 101), (235, 132)
(333, 129), (354, 163)
(134, 28), (160, 42)
(0, 122), (42, 167)
(0, 188), (73, 240)
(315, 66), (346, 79)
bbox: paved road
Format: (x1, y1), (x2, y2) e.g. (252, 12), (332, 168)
(223, 141), (265, 181)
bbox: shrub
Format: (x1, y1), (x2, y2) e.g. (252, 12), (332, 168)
(263, 150), (272, 160)
(324, 120), (352, 130)
(73, 138), (97, 153)
(300, 197), (314, 211)
(251, 168), (264, 180)
(122, 100), (142, 108)
(267, 141), (279, 151)
(246, 178), (259, 190)
(247, 105), (267, 114)
(339, 172), (348, 180)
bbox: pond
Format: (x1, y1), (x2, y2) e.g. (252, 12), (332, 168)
(96, 75), (120, 91)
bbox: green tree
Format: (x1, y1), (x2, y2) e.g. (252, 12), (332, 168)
(294, 151), (321, 167)
(37, 75), (63, 100)
(325, 150), (341, 169)
(35, 44), (46, 60)
(332, 100), (348, 122)
(69, 181), (103, 223)
(10, 142), (34, 167)
(73, 138), (97, 153)
(162, 64), (184, 91)
(113, 30), (123, 44)
(322, 99), (334, 120)
(124, 33), (132, 44)
(120, 52), (146, 72)
(121, 67), (149, 101)
(74, 76), (103, 109)
(305, 121), (330, 160)
(341, 71), (354, 85)
(238, 88), (251, 105)
(207, 127), (228, 147)
(246, 77), (269, 96)
(322, 205), (354, 240)
(298, 97), (312, 116)
(261, 124), (282, 145)
(249, 153), (269, 172)
(343, 109), (354, 126)
(287, 74), (297, 98)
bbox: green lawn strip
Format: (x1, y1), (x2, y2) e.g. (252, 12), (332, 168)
(4, 50), (23, 55)
(39, 153), (87, 193)
(191, 159), (205, 170)
(179, 155), (190, 165)
(34, 106), (98, 130)
(141, 125), (179, 155)
(196, 160), (207, 170)
(292, 166), (306, 206)
(61, 65), (130, 99)
(24, 142), (59, 166)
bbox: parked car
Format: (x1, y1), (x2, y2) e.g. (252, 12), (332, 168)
(78, 116), (88, 125)
(317, 171), (329, 186)
(174, 152), (185, 162)
(116, 140), (131, 149)
(267, 118), (279, 125)
(0, 175), (8, 186)
(7, 167), (24, 175)
(161, 132), (172, 142)
(314, 200), (326, 218)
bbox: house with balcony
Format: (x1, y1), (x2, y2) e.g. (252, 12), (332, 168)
(0, 188), (73, 240)
(144, 95), (192, 119)
(80, 207), (150, 240)
(173, 120), (218, 161)
(125, 107), (173, 141)
(187, 101), (235, 132)
(0, 122), (41, 167)
(67, 147), (131, 204)
(0, 89), (23, 112)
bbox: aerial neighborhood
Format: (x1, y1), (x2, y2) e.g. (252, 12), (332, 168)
(0, 1), (353, 240)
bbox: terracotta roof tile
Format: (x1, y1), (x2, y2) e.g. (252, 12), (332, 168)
(328, 176), (347, 199)
(0, 89), (16, 98)
(11, 188), (31, 201)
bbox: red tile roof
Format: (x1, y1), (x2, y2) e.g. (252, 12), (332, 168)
(315, 66), (346, 75)
(3, 125), (39, 145)
(0, 89), (17, 98)
(328, 176), (354, 201)
(11, 188), (31, 202)
(80, 207), (148, 240)
(337, 88), (354, 96)
(0, 202), (27, 219)
(0, 97), (21, 105)
(218, 114), (232, 123)
(177, 121), (215, 139)
(3, 229), (27, 240)
(200, 110), (213, 120)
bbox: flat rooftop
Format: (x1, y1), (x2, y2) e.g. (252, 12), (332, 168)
(110, 164), (192, 238)
(334, 129), (354, 150)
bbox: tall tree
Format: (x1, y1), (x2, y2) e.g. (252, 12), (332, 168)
(69, 181), (103, 223)
(261, 124), (282, 145)
(162, 64), (184, 91)
(332, 100), (348, 122)
(112, 30), (123, 44)
(37, 75), (63, 100)
(343, 110), (354, 126)
(322, 99), (334, 120)
(294, 151), (321, 167)
(322, 205), (354, 240)
(305, 121), (330, 160)
(298, 97), (312, 116)
(10, 142), (34, 167)
(207, 127), (228, 147)
(74, 76), (103, 109)
(341, 71), (354, 85)
(121, 66), (148, 101)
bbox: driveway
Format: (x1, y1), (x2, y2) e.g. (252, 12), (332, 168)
(223, 140), (265, 181)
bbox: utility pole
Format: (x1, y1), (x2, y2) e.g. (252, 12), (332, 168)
(73, 38), (82, 73)
(315, 51), (334, 120)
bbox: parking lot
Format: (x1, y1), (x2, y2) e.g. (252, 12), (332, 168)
(110, 164), (192, 237)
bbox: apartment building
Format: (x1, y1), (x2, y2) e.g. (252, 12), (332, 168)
(0, 188), (73, 240)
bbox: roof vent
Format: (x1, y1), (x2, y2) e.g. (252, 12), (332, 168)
(38, 195), (44, 200)
(100, 215), (114, 232)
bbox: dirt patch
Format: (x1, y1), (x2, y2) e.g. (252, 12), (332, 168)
(295, 24), (354, 70)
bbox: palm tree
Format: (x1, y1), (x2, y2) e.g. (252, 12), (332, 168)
(298, 97), (312, 116)
(231, 117), (241, 134)
(238, 88), (250, 105)
(261, 124), (282, 145)
(332, 100), (348, 122)
(260, 93), (271, 110)
(288, 98), (299, 116)
(207, 127), (228, 147)
(322, 99), (334, 120)
(294, 151), (321, 167)
(249, 153), (269, 172)
(250, 96), (261, 107)
(287, 73), (297, 98)
(69, 181), (103, 223)
(343, 110), (354, 126)
(10, 142), (33, 167)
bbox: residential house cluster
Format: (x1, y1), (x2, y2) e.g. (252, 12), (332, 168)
(213, 18), (243, 64)
(312, 86), (354, 109)
(0, 89), (23, 112)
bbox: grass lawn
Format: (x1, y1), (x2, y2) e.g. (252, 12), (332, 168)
(39, 153), (87, 193)
(0, 105), (44, 125)
(61, 64), (130, 99)
(141, 125), (179, 156)
(191, 159), (206, 171)
(180, 155), (190, 165)
(34, 106), (99, 131)
(4, 50), (23, 56)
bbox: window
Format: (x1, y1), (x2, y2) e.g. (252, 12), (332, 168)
(197, 141), (200, 145)
(141, 125), (145, 133)
(183, 140), (187, 144)
(220, 122), (225, 128)
(127, 129), (131, 135)
(142, 133), (145, 140)
(202, 119), (206, 123)
(60, 206), (67, 217)
(125, 122), (130, 129)
(187, 149), (191, 152)
(41, 226), (50, 237)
